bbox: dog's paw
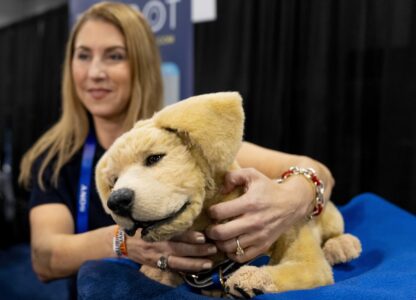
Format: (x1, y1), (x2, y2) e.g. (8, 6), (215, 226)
(225, 266), (277, 298)
(323, 233), (362, 265)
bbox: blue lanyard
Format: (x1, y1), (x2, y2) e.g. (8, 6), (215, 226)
(76, 131), (97, 233)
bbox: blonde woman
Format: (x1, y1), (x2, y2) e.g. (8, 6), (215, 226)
(19, 1), (334, 294)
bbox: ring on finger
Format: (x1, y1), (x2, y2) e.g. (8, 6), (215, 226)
(157, 255), (169, 271)
(235, 237), (245, 256)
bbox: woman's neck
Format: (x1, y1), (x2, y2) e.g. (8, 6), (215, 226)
(93, 117), (125, 149)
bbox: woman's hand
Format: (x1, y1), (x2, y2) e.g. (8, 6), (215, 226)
(206, 168), (314, 263)
(126, 230), (217, 272)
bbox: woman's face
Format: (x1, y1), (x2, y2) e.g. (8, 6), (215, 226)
(72, 19), (132, 122)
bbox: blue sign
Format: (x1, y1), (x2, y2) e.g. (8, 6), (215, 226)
(69, 0), (193, 105)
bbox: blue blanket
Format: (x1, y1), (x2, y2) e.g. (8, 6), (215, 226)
(77, 193), (416, 299)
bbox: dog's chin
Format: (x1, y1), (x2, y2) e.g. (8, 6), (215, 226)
(122, 201), (190, 239)
(141, 218), (195, 242)
(141, 228), (172, 242)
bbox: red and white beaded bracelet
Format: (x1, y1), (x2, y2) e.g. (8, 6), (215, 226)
(276, 166), (325, 219)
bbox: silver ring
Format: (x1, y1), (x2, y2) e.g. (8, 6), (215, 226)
(156, 255), (169, 271)
(235, 238), (245, 256)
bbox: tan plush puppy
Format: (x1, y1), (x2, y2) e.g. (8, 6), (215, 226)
(95, 92), (361, 297)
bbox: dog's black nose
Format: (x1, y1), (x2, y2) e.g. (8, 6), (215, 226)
(107, 188), (135, 217)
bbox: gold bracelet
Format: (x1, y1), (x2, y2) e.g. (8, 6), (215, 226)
(276, 166), (325, 219)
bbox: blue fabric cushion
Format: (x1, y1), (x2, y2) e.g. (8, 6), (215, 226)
(77, 193), (416, 299)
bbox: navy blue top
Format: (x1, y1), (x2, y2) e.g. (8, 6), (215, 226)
(29, 142), (114, 230)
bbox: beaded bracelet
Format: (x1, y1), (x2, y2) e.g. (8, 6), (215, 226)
(276, 166), (325, 219)
(113, 225), (128, 257)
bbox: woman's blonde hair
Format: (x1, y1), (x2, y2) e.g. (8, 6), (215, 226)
(19, 2), (163, 189)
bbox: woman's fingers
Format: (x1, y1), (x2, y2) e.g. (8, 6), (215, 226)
(214, 231), (267, 255)
(210, 169), (271, 221)
(221, 168), (259, 194)
(166, 256), (213, 272)
(166, 240), (217, 258)
(171, 230), (206, 244)
(227, 244), (263, 263)
(149, 239), (216, 272)
(208, 194), (252, 221)
(206, 214), (264, 241)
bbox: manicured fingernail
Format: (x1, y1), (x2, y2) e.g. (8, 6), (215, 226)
(202, 262), (213, 269)
(208, 246), (217, 254)
(196, 234), (205, 243)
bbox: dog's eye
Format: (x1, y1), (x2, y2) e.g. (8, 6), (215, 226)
(145, 154), (165, 166)
(109, 176), (118, 188)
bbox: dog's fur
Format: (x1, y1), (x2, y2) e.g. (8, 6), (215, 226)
(95, 92), (361, 297)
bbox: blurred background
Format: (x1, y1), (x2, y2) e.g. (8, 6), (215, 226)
(1, 0), (416, 250)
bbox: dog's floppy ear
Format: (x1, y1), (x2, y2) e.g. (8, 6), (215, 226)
(153, 92), (244, 171)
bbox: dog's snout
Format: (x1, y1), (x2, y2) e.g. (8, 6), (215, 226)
(107, 188), (135, 217)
